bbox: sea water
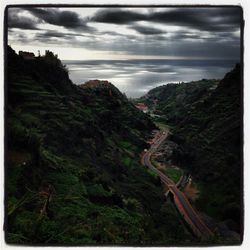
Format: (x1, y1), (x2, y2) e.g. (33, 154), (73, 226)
(63, 59), (237, 98)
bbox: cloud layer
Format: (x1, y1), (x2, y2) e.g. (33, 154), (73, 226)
(25, 8), (95, 31)
(8, 9), (40, 30)
(91, 7), (241, 32)
(7, 7), (242, 60)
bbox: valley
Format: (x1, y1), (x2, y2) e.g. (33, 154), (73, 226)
(5, 46), (242, 246)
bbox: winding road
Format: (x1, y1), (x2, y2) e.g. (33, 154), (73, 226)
(141, 130), (214, 240)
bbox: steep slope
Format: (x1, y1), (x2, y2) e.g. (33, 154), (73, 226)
(138, 79), (219, 123)
(5, 47), (189, 245)
(171, 65), (242, 233)
(142, 65), (242, 235)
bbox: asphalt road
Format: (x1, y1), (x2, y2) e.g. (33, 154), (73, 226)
(141, 130), (213, 239)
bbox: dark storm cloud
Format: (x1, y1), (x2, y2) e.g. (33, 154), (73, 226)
(172, 33), (202, 40)
(37, 30), (67, 38)
(36, 30), (93, 39)
(90, 9), (146, 24)
(8, 10), (39, 30)
(91, 7), (241, 32)
(25, 8), (96, 32)
(131, 25), (165, 35)
(148, 8), (241, 32)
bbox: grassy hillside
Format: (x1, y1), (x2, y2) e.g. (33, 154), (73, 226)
(142, 66), (242, 235)
(5, 46), (190, 245)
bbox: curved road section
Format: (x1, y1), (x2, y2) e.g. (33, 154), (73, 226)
(141, 130), (214, 240)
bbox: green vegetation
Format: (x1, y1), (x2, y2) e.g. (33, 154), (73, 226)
(151, 158), (182, 183)
(164, 168), (182, 183)
(6, 46), (192, 245)
(142, 65), (242, 239)
(138, 79), (219, 125)
(154, 122), (170, 131)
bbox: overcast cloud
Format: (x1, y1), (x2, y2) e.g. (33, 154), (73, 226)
(7, 6), (242, 60)
(91, 8), (241, 32)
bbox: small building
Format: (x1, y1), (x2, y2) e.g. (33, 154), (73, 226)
(19, 51), (35, 60)
(135, 103), (149, 113)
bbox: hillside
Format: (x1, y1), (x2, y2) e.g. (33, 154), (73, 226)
(5, 46), (191, 245)
(173, 65), (242, 234)
(138, 79), (219, 123)
(141, 66), (242, 235)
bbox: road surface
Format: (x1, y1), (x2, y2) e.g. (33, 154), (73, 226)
(141, 130), (213, 240)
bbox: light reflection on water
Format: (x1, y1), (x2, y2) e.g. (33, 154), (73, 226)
(63, 59), (237, 98)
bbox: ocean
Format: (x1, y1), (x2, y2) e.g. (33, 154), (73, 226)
(63, 59), (238, 98)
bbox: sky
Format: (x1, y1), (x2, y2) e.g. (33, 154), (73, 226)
(7, 6), (242, 61)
